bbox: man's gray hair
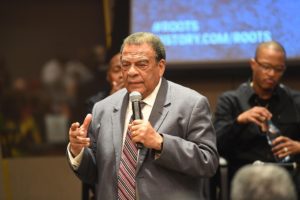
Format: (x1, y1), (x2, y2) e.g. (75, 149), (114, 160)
(231, 164), (297, 200)
(120, 32), (166, 62)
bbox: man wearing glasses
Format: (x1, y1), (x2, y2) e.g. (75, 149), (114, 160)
(214, 41), (300, 198)
(67, 32), (218, 200)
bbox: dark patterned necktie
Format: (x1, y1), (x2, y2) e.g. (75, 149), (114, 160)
(118, 102), (145, 200)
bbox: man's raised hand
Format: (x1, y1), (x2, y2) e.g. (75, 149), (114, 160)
(69, 114), (92, 156)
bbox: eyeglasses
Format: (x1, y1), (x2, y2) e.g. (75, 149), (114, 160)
(255, 59), (285, 74)
(121, 58), (161, 71)
(121, 62), (150, 71)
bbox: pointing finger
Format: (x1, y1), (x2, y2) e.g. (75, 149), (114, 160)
(81, 114), (92, 131)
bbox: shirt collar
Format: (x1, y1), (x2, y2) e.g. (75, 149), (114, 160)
(246, 79), (280, 106)
(142, 78), (162, 107)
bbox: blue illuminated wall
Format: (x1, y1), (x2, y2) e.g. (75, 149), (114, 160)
(131, 0), (300, 65)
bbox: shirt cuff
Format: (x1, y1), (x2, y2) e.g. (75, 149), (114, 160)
(154, 133), (164, 159)
(67, 143), (84, 170)
(154, 152), (161, 160)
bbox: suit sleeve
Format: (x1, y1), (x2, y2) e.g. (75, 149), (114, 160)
(154, 96), (219, 177)
(71, 107), (99, 185)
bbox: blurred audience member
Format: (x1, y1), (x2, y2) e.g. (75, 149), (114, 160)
(82, 52), (124, 200)
(86, 53), (123, 112)
(231, 164), (297, 200)
(41, 56), (66, 97)
(214, 41), (300, 197)
(0, 78), (42, 157)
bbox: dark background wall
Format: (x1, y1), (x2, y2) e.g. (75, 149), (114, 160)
(0, 0), (104, 79)
(0, 1), (105, 199)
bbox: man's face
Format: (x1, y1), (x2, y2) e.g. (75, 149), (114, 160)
(251, 47), (286, 91)
(107, 54), (123, 87)
(120, 43), (165, 98)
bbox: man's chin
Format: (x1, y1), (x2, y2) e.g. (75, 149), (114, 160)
(127, 87), (143, 94)
(262, 84), (276, 92)
(262, 81), (277, 89)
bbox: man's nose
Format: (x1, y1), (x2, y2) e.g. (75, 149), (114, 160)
(127, 65), (139, 75)
(118, 72), (123, 79)
(267, 68), (276, 76)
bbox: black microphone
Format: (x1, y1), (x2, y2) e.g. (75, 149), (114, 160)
(129, 91), (143, 149)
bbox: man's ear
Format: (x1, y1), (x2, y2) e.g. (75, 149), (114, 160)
(158, 59), (166, 77)
(250, 58), (256, 71)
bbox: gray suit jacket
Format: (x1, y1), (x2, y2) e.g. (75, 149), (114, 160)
(72, 78), (219, 200)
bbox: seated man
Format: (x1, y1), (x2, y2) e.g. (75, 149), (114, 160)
(214, 41), (300, 197)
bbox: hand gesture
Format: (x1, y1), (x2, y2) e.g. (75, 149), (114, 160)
(129, 119), (163, 151)
(237, 106), (272, 132)
(69, 114), (92, 156)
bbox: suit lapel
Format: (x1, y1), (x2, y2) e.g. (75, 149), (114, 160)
(112, 92), (129, 172)
(136, 79), (171, 174)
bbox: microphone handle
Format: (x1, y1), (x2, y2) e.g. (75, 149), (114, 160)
(132, 101), (143, 149)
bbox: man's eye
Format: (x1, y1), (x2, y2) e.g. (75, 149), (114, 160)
(262, 65), (271, 69)
(136, 63), (148, 69)
(121, 63), (130, 68)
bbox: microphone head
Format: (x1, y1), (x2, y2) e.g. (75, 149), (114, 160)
(130, 91), (142, 102)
